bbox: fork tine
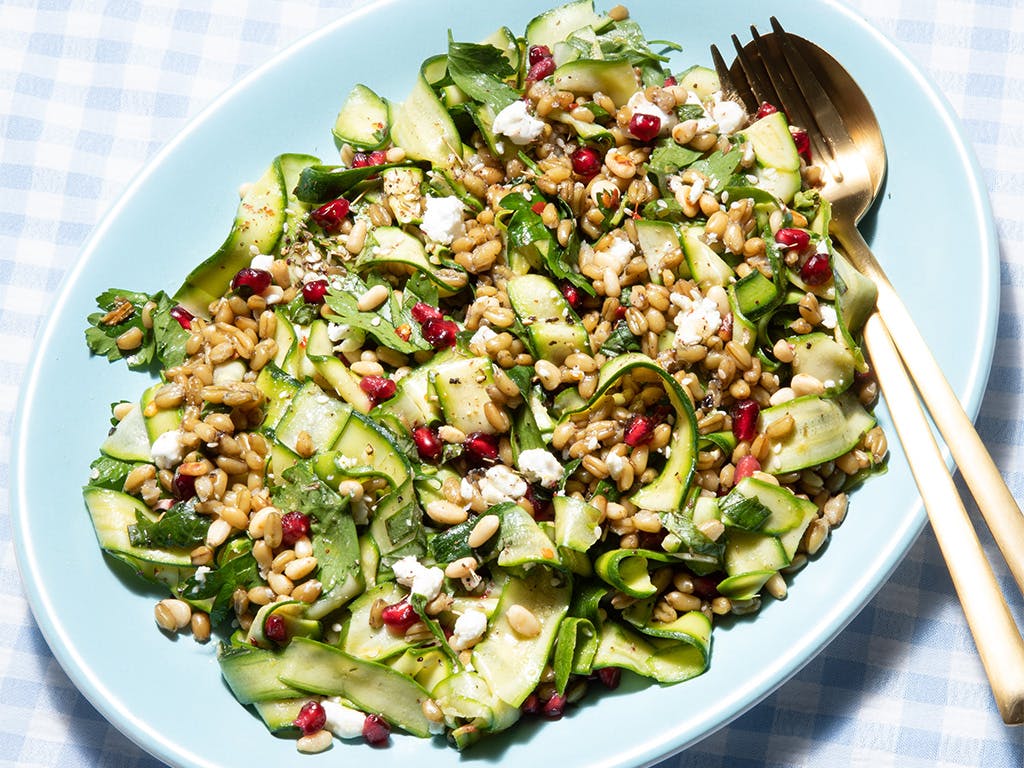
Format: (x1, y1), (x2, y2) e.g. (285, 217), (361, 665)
(768, 17), (859, 173)
(731, 33), (778, 109)
(747, 26), (834, 169)
(711, 43), (756, 112)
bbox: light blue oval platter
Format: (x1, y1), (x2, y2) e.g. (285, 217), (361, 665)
(12, 1), (998, 767)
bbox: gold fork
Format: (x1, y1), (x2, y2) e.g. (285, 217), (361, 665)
(712, 20), (1024, 724)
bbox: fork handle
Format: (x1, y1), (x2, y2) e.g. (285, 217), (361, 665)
(833, 221), (1024, 598)
(861, 313), (1024, 724)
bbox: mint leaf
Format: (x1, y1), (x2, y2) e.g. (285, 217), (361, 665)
(181, 554), (260, 625)
(447, 41), (519, 113)
(688, 148), (743, 192)
(87, 454), (143, 491)
(598, 320), (641, 356)
(647, 142), (704, 176)
(129, 499), (210, 549)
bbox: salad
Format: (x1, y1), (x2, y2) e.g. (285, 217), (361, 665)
(82, 0), (887, 754)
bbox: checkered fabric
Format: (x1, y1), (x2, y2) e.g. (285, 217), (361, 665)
(1, 1), (1022, 766)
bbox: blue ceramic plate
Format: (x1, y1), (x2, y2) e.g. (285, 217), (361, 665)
(12, 1), (997, 766)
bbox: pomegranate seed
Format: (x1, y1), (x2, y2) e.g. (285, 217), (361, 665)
(791, 127), (811, 162)
(597, 667), (621, 689)
(412, 426), (443, 462)
(351, 150), (388, 168)
(521, 693), (542, 715)
(168, 305), (194, 330)
(280, 511), (311, 547)
(774, 227), (811, 253)
(380, 600), (419, 632)
(230, 267), (272, 298)
(463, 431), (500, 463)
(731, 399), (760, 443)
(543, 693), (567, 720)
(410, 301), (443, 324)
(531, 200), (547, 214)
(755, 102), (779, 119)
(623, 414), (655, 447)
(310, 198), (350, 233)
(663, 75), (678, 86)
(561, 282), (583, 311)
(264, 613), (288, 644)
(734, 454), (761, 484)
(294, 700), (326, 735)
(421, 317), (458, 349)
(528, 45), (552, 66)
(800, 252), (833, 286)
(301, 279), (329, 304)
(628, 112), (661, 142)
(359, 375), (397, 406)
(172, 471), (196, 500)
(570, 146), (602, 178)
(362, 714), (391, 746)
(527, 57), (556, 81)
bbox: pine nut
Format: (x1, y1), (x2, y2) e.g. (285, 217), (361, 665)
(444, 556), (479, 580)
(426, 500), (469, 526)
(115, 326), (144, 350)
(468, 514), (500, 547)
(791, 373), (825, 397)
(506, 604), (542, 638)
(284, 556), (318, 581)
(296, 730), (333, 754)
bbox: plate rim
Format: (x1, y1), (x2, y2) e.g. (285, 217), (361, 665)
(10, 1), (1000, 766)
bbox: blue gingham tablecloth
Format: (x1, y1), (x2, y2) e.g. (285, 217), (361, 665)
(2, 1), (1023, 766)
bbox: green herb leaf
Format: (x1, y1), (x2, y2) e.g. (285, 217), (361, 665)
(294, 161), (414, 205)
(647, 141), (704, 176)
(598, 320), (641, 356)
(85, 288), (156, 369)
(129, 498), (211, 549)
(87, 454), (143, 491)
(151, 293), (190, 369)
(181, 554), (261, 625)
(676, 103), (706, 122)
(323, 287), (431, 355)
(447, 41), (519, 113)
(688, 148), (743, 192)
(278, 295), (321, 327)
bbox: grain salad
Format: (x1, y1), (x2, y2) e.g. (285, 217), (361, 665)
(82, 0), (887, 752)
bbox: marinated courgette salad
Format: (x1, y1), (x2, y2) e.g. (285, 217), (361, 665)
(83, 0), (887, 753)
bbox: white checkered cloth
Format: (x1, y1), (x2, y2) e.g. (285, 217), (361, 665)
(2, 1), (1023, 766)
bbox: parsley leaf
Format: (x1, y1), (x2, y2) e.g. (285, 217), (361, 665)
(447, 41), (519, 114)
(676, 103), (706, 122)
(598, 320), (641, 356)
(129, 498), (210, 549)
(85, 288), (190, 371)
(688, 148), (744, 192)
(278, 294), (321, 326)
(323, 286), (431, 355)
(87, 454), (143, 491)
(181, 554), (261, 625)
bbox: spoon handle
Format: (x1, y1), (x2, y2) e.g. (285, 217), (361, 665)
(833, 221), (1024, 598)
(860, 312), (1024, 724)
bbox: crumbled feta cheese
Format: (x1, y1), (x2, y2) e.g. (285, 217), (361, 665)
(711, 97), (746, 135)
(470, 325), (497, 348)
(479, 465), (528, 506)
(321, 699), (366, 739)
(491, 100), (546, 145)
(194, 566), (211, 584)
(334, 454), (357, 470)
(626, 92), (677, 135)
(249, 253), (274, 271)
(517, 448), (563, 488)
(391, 556), (445, 601)
(605, 451), (629, 481)
(419, 195), (466, 245)
(326, 322), (348, 342)
(150, 429), (185, 470)
(599, 234), (636, 273)
(671, 290), (723, 346)
(819, 304), (838, 329)
(212, 360), (246, 386)
(449, 609), (488, 651)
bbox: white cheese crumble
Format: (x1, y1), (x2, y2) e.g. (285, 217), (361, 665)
(599, 233), (636, 273)
(710, 94), (746, 135)
(469, 325), (497, 348)
(478, 465), (528, 506)
(321, 699), (366, 739)
(517, 448), (563, 488)
(819, 304), (838, 329)
(491, 100), (545, 145)
(194, 565), (211, 584)
(150, 429), (186, 470)
(391, 556), (445, 601)
(671, 290), (723, 346)
(449, 609), (489, 651)
(249, 253), (274, 271)
(605, 451), (629, 481)
(419, 195), (466, 245)
(626, 92), (677, 136)
(212, 360), (246, 386)
(334, 454), (357, 470)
